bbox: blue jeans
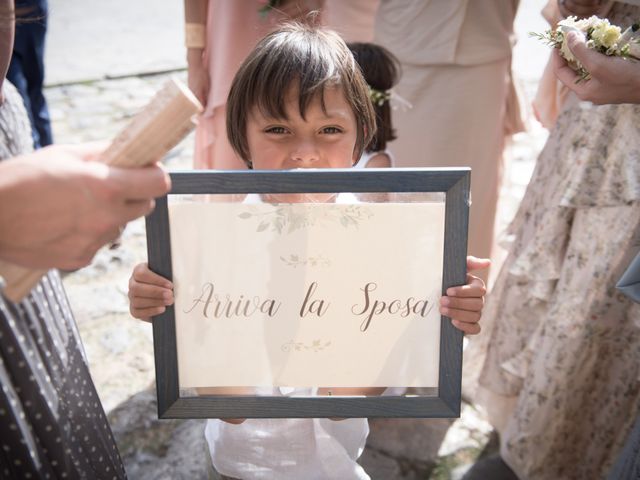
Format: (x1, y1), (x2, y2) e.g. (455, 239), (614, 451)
(7, 0), (52, 148)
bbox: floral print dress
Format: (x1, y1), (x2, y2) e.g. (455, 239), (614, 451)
(463, 4), (640, 479)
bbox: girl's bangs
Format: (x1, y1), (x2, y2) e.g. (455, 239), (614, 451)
(250, 36), (345, 121)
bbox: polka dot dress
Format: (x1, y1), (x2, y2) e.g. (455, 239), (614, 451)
(0, 83), (127, 479)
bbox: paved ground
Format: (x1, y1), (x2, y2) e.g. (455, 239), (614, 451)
(44, 1), (551, 478)
(46, 0), (185, 85)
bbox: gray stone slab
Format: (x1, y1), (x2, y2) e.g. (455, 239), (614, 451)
(367, 418), (453, 462)
(46, 0), (186, 85)
(359, 449), (403, 480)
(109, 388), (209, 480)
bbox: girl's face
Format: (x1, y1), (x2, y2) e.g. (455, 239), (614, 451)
(246, 84), (359, 171)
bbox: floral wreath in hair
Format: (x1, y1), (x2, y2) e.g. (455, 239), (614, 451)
(369, 86), (391, 107)
(368, 86), (412, 111)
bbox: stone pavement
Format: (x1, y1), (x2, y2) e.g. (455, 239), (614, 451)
(46, 0), (186, 86)
(44, 1), (551, 478)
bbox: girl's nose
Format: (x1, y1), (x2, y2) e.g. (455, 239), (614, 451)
(290, 140), (319, 166)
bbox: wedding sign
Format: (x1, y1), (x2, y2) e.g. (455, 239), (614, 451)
(146, 169), (469, 419)
(170, 199), (445, 390)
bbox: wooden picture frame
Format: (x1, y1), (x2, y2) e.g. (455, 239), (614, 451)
(146, 168), (470, 419)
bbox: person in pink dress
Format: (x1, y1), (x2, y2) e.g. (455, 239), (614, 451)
(183, 0), (322, 170)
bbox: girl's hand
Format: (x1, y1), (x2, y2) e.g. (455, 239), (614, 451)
(440, 256), (490, 335)
(128, 262), (174, 322)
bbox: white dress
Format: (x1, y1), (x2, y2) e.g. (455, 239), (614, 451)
(205, 391), (370, 480)
(353, 149), (395, 169)
(204, 193), (370, 480)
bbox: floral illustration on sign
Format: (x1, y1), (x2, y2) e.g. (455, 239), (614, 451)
(238, 204), (373, 234)
(281, 339), (332, 353)
(279, 254), (331, 268)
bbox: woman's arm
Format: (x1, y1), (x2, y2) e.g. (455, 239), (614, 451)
(184, 0), (209, 105)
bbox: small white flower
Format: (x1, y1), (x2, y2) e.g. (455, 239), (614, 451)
(579, 15), (602, 31)
(591, 20), (621, 48)
(557, 15), (580, 29)
(558, 15), (599, 32)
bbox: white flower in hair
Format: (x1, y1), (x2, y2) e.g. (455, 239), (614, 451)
(368, 87), (391, 107)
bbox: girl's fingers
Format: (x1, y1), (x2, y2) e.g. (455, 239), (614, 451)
(131, 297), (170, 309)
(128, 281), (173, 302)
(221, 418), (247, 425)
(440, 296), (483, 312)
(440, 307), (481, 324)
(446, 275), (486, 297)
(132, 262), (173, 288)
(442, 267), (485, 334)
(130, 305), (167, 322)
(451, 320), (481, 335)
(466, 256), (491, 272)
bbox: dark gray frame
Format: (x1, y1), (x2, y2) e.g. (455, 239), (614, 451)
(146, 168), (470, 419)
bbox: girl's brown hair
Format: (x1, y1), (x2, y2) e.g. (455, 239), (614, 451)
(347, 42), (400, 153)
(227, 22), (376, 167)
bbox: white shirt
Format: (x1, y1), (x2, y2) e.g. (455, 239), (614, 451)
(205, 401), (370, 479)
(205, 192), (370, 479)
(353, 149), (395, 169)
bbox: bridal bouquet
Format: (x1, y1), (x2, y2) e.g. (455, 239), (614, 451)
(531, 17), (640, 81)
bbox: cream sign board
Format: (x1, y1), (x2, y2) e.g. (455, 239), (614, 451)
(169, 198), (446, 390)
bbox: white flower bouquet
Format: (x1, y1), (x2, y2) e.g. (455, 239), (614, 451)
(531, 17), (640, 81)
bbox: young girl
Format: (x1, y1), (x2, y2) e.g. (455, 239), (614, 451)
(130, 23), (488, 479)
(348, 41), (400, 169)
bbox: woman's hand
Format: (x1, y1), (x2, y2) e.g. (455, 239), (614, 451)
(553, 31), (640, 104)
(0, 144), (170, 270)
(440, 256), (490, 335)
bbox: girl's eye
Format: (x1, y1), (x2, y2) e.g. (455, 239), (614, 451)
(321, 126), (343, 134)
(265, 126), (288, 134)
